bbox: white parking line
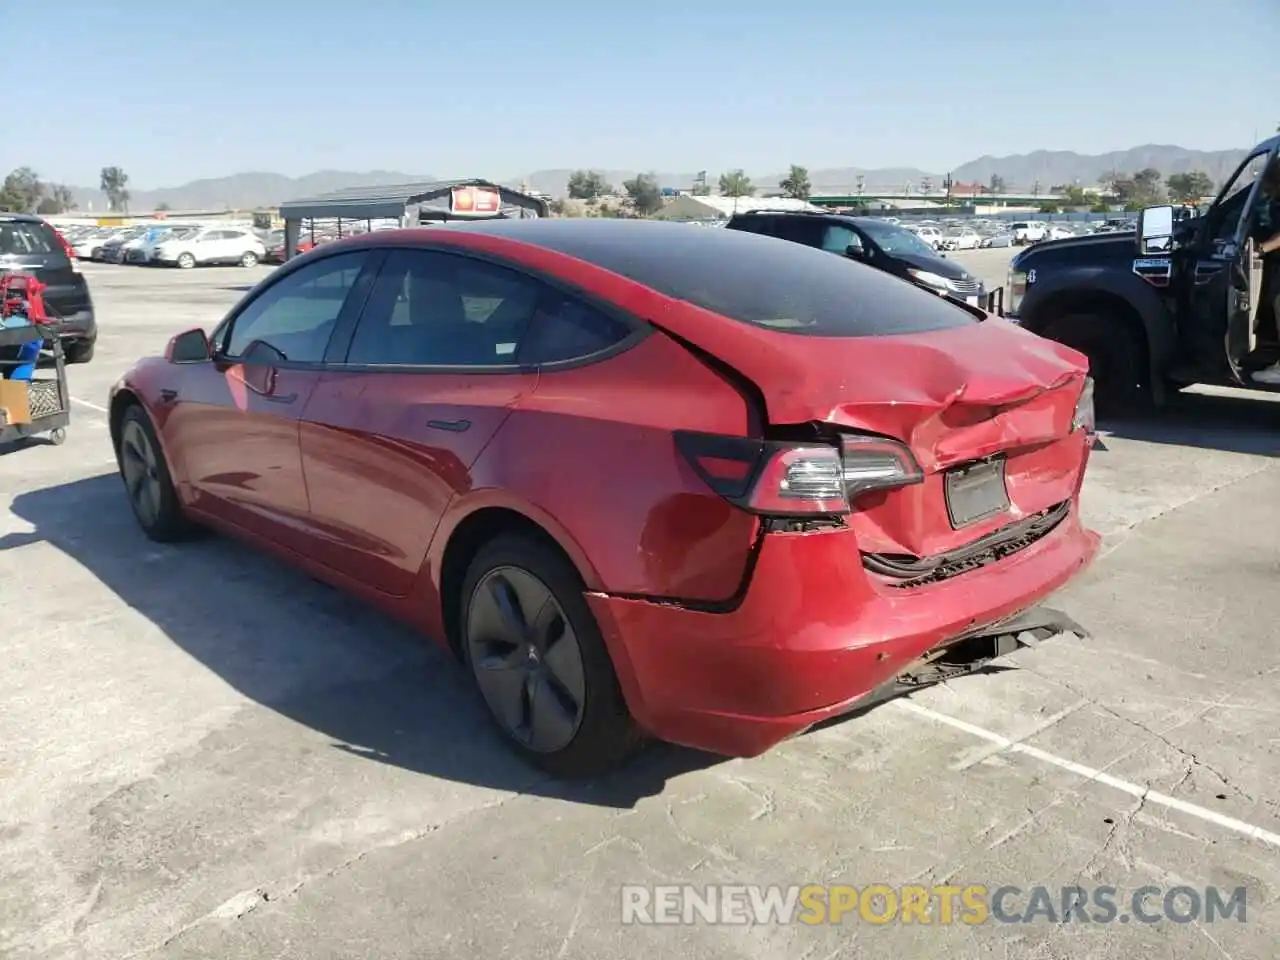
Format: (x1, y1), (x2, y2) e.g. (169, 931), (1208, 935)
(72, 397), (110, 414)
(897, 699), (1280, 848)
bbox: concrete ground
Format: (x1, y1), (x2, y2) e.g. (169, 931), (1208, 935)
(1, 250), (1277, 960)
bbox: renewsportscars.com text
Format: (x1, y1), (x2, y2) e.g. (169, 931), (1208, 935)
(620, 884), (1248, 926)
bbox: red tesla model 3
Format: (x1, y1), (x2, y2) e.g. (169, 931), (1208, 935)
(109, 219), (1100, 777)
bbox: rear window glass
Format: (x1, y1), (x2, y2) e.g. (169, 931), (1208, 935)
(507, 221), (975, 337)
(0, 220), (60, 257)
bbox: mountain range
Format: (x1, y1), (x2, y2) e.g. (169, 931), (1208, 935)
(58, 144), (1253, 211)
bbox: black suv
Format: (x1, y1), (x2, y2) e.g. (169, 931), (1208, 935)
(724, 209), (989, 307)
(0, 214), (97, 363)
(1002, 134), (1280, 413)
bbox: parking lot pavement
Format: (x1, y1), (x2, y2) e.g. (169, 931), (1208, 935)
(1, 260), (1277, 960)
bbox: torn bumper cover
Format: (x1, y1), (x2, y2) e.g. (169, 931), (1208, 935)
(840, 605), (1089, 717)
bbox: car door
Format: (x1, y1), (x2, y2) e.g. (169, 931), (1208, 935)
(1186, 150), (1273, 380)
(298, 247), (547, 595)
(161, 249), (379, 550)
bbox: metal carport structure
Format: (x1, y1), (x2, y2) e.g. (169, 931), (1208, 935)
(276, 179), (550, 259)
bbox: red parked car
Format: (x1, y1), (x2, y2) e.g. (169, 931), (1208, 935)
(108, 220), (1099, 777)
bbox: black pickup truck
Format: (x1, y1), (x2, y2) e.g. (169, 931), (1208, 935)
(1002, 135), (1280, 414)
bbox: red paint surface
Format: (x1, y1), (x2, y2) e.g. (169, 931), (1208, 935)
(110, 227), (1099, 758)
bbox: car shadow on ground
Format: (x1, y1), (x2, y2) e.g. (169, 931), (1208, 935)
(1099, 390), (1280, 457)
(0, 473), (720, 809)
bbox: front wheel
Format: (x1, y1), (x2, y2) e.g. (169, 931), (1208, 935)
(1042, 313), (1150, 417)
(460, 534), (644, 778)
(240, 251), (259, 267)
(176, 252), (196, 269)
(117, 405), (196, 542)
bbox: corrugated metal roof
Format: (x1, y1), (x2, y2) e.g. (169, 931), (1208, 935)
(686, 196), (823, 215)
(279, 178), (490, 210)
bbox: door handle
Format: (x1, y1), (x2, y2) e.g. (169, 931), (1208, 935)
(159, 388), (178, 403)
(426, 418), (471, 432)
(261, 392), (299, 404)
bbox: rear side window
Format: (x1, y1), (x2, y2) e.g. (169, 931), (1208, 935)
(346, 249), (542, 366)
(0, 220), (63, 259)
(528, 223), (975, 337)
(518, 295), (633, 364)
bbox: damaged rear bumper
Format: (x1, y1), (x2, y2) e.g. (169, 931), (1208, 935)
(587, 508), (1098, 758)
(820, 604), (1089, 720)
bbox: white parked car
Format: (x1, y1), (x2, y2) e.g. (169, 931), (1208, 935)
(1010, 222), (1048, 245)
(127, 226), (200, 264)
(74, 229), (119, 260)
(153, 227), (267, 269)
(910, 226), (944, 249)
(1045, 225), (1074, 241)
(940, 228), (982, 251)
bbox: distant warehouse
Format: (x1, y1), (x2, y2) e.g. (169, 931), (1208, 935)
(277, 178), (549, 258)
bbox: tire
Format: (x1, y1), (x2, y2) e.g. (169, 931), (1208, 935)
(459, 534), (644, 778)
(65, 339), (95, 364)
(116, 404), (195, 542)
(240, 251), (259, 268)
(1042, 313), (1150, 417)
(176, 252), (196, 269)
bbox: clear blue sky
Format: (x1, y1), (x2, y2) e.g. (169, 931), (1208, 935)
(19, 0), (1280, 188)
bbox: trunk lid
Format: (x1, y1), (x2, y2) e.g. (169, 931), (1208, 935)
(656, 307), (1090, 558)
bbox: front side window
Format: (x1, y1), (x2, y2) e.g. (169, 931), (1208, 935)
(222, 251), (370, 362)
(347, 249), (542, 366)
(820, 224), (862, 255)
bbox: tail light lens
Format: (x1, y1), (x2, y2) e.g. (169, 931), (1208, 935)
(675, 430), (923, 517)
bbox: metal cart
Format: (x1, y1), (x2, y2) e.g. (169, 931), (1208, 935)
(0, 272), (70, 447)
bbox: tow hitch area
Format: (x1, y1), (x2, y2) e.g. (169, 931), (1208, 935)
(857, 606), (1087, 713)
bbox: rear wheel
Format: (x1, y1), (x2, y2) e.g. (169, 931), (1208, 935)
(176, 252), (196, 269)
(117, 404), (195, 542)
(240, 251), (259, 267)
(1043, 313), (1150, 417)
(65, 339), (95, 364)
(460, 534), (643, 778)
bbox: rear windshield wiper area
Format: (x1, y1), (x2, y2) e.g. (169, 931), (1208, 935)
(863, 500), (1071, 587)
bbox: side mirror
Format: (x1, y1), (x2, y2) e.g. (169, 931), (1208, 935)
(165, 328), (211, 363)
(845, 244), (867, 259)
(1137, 205), (1175, 255)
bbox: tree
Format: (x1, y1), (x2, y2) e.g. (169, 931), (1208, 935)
(100, 166), (131, 211)
(718, 169), (754, 198)
(778, 165), (811, 200)
(622, 173), (664, 216)
(155, 201), (172, 212)
(988, 173), (1007, 194)
(1166, 170), (1214, 203)
(1060, 185), (1089, 207)
(35, 184), (76, 215)
(52, 184), (76, 212)
(566, 170), (612, 202)
(1103, 168), (1165, 210)
(0, 167), (44, 212)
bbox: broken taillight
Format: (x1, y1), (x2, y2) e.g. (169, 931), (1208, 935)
(675, 430), (923, 517)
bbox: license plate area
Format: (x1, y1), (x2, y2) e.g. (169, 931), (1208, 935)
(944, 458), (1010, 528)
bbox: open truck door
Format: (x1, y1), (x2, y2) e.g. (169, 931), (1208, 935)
(1145, 145), (1278, 387)
(1224, 238), (1265, 382)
